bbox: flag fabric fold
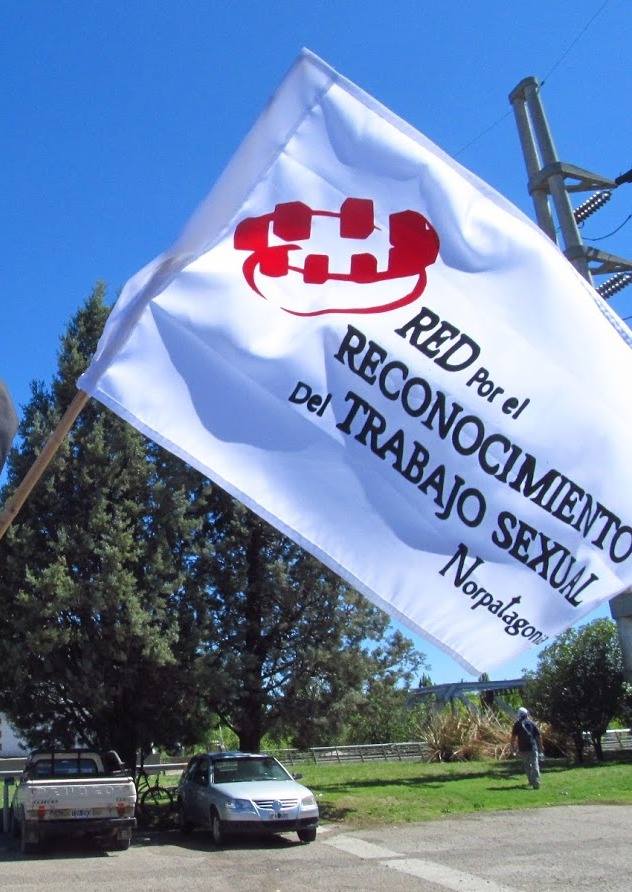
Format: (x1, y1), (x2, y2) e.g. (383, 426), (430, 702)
(79, 49), (632, 674)
(0, 380), (18, 472)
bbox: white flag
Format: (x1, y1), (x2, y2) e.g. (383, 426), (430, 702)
(79, 49), (632, 674)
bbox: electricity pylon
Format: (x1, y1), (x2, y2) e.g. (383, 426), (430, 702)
(509, 76), (632, 680)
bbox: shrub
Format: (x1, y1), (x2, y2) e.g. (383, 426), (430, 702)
(414, 706), (514, 762)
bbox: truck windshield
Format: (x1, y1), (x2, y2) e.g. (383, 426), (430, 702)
(212, 757), (290, 783)
(30, 758), (99, 778)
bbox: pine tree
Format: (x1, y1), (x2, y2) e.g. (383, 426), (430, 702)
(0, 284), (426, 760)
(0, 285), (214, 770)
(194, 493), (426, 751)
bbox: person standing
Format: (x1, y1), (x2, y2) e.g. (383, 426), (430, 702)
(511, 706), (544, 789)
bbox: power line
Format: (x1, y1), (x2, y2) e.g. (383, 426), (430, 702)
(454, 0), (610, 158)
(539, 0), (610, 87)
(584, 213), (632, 241)
(454, 111), (512, 158)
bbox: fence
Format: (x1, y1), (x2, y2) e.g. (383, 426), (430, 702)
(270, 741), (429, 764)
(2, 732), (631, 832)
(596, 729), (632, 752)
(0, 746), (426, 832)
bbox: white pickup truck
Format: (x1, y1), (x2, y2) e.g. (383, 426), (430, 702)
(11, 749), (136, 853)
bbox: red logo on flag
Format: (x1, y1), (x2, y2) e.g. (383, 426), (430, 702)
(234, 199), (440, 316)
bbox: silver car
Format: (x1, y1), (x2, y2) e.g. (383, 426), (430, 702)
(176, 751), (319, 845)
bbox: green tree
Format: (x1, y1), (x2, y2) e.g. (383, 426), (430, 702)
(336, 632), (426, 745)
(0, 286), (215, 770)
(524, 618), (624, 761)
(194, 494), (426, 751)
(0, 285), (427, 760)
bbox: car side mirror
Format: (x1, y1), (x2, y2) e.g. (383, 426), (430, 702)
(292, 772), (303, 780)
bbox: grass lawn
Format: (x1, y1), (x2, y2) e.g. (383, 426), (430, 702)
(160, 753), (632, 828)
(293, 754), (632, 826)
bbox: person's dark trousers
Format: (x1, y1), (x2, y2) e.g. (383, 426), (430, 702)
(519, 749), (541, 788)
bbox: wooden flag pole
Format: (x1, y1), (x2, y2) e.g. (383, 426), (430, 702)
(0, 389), (90, 542)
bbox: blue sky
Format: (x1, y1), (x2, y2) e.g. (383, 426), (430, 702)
(2, 0), (630, 682)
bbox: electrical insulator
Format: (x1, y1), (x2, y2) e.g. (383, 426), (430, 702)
(596, 273), (632, 300)
(615, 167), (632, 186)
(573, 190), (612, 225)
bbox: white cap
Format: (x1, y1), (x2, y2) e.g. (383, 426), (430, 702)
(517, 707), (529, 717)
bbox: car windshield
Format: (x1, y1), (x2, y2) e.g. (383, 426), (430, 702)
(211, 757), (290, 784)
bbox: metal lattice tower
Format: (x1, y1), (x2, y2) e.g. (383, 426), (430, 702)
(509, 77), (632, 680)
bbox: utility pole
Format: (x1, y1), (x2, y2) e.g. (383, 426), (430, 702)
(509, 76), (632, 681)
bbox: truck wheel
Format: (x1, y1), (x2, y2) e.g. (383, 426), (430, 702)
(111, 832), (131, 851)
(19, 819), (38, 855)
(297, 827), (317, 844)
(9, 807), (19, 838)
(210, 808), (225, 846)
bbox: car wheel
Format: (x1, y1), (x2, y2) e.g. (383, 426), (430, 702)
(9, 807), (19, 838)
(210, 808), (225, 846)
(297, 827), (317, 844)
(178, 800), (194, 835)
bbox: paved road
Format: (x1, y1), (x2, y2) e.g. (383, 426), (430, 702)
(1, 806), (631, 891)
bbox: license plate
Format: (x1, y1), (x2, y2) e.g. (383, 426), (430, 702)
(70, 809), (92, 818)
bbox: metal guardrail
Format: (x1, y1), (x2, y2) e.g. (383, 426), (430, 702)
(271, 741), (429, 764)
(2, 733), (630, 833)
(3, 730), (631, 778)
(595, 730), (632, 751)
(0, 760), (185, 779)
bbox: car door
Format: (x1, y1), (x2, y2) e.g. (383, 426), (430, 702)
(179, 756), (199, 822)
(188, 757), (211, 824)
